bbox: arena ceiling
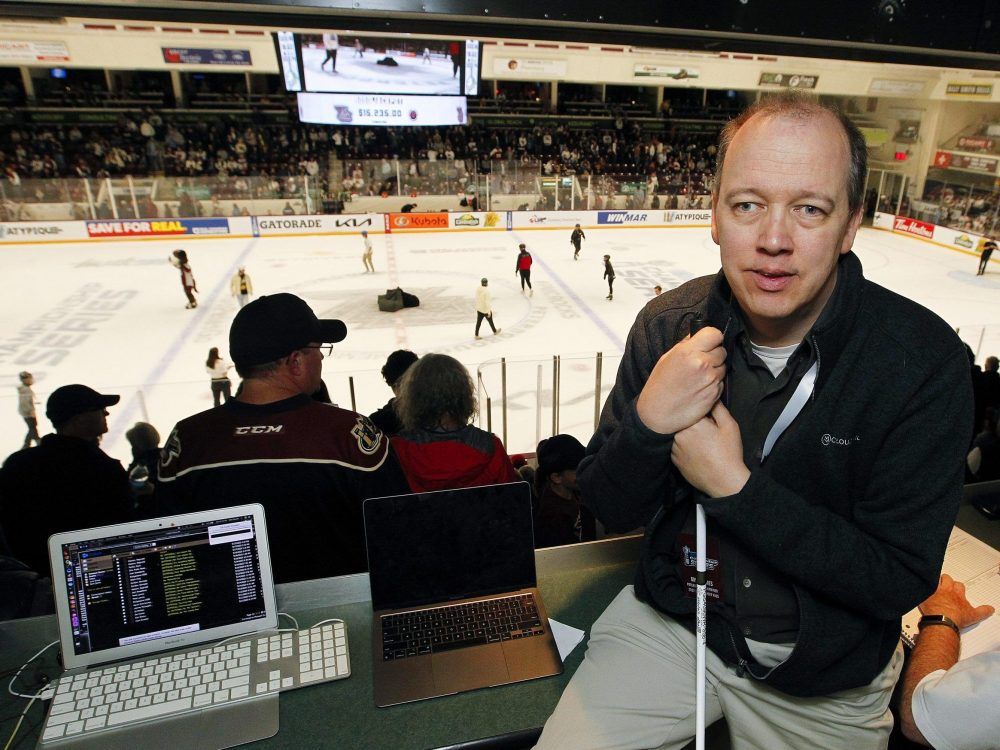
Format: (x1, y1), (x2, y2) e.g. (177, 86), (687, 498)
(0, 0), (997, 71)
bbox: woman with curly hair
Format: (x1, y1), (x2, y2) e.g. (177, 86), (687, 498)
(391, 353), (518, 492)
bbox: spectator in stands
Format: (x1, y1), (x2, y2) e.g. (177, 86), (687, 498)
(16, 371), (40, 449)
(0, 385), (131, 575)
(391, 353), (518, 492)
(157, 293), (409, 583)
(967, 406), (1000, 481)
(899, 573), (997, 748)
(982, 355), (1000, 410)
(533, 434), (596, 548)
(369, 349), (418, 436)
(125, 421), (161, 517)
(536, 94), (972, 750)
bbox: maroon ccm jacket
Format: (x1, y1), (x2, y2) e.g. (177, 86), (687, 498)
(158, 394), (409, 583)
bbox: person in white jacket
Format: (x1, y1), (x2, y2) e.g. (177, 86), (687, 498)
(230, 267), (253, 308)
(474, 277), (501, 339)
(17, 371), (40, 449)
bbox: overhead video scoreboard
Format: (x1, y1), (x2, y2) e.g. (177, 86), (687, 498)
(275, 31), (481, 127)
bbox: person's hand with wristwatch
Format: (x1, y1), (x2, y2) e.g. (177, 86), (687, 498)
(918, 572), (995, 637)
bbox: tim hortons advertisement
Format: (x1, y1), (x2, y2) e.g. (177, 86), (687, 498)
(387, 212), (450, 231)
(892, 216), (934, 239)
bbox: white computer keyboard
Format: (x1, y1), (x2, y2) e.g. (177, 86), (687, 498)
(40, 622), (350, 745)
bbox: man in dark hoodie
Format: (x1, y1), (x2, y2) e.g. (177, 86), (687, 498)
(534, 94), (972, 749)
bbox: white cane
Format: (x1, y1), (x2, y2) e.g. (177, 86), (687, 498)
(695, 502), (707, 750)
(688, 314), (710, 750)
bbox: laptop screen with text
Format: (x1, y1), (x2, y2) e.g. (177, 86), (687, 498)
(55, 510), (271, 663)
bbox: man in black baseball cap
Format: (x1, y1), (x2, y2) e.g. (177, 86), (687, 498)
(45, 384), (121, 438)
(230, 293), (347, 372)
(158, 292), (409, 584)
(0, 383), (131, 575)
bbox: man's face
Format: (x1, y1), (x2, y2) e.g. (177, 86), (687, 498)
(711, 112), (863, 346)
(556, 469), (579, 492)
(299, 342), (325, 395)
(76, 408), (110, 441)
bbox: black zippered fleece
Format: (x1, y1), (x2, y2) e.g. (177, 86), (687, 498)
(578, 251), (973, 697)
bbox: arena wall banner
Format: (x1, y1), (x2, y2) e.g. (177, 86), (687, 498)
(0, 221), (87, 243)
(663, 209), (713, 226)
(249, 214), (380, 236)
(872, 211), (896, 230)
(597, 210), (662, 227)
(510, 211), (593, 229)
(933, 226), (986, 254)
(386, 212), (451, 232)
(891, 215), (935, 240)
(875, 212), (985, 255)
(448, 211), (507, 230)
(85, 218), (230, 238)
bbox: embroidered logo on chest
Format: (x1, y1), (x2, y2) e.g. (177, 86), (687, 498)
(820, 433), (860, 447)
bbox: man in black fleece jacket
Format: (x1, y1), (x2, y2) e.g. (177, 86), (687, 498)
(534, 95), (972, 749)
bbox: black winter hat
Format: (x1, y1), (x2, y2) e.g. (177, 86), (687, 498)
(536, 434), (586, 478)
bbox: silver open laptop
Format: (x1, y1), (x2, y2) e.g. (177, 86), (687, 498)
(364, 482), (563, 707)
(42, 504), (280, 749)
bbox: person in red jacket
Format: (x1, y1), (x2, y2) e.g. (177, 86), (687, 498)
(391, 353), (518, 492)
(515, 243), (533, 296)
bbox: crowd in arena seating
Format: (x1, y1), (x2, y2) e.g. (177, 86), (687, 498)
(0, 104), (719, 211)
(0, 87), (995, 233)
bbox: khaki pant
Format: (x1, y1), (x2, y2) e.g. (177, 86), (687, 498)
(534, 586), (903, 750)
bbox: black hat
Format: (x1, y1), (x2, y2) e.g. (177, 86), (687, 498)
(47, 384), (120, 427)
(536, 434), (586, 478)
(230, 293), (347, 368)
(382, 349), (418, 386)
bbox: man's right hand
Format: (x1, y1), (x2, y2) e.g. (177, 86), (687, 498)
(636, 326), (726, 435)
(919, 573), (995, 629)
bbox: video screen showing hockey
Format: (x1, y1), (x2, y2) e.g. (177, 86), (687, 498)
(296, 32), (480, 96)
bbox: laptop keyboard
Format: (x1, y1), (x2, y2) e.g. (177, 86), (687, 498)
(40, 622), (350, 745)
(381, 593), (544, 661)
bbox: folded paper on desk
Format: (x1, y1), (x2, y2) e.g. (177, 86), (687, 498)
(901, 527), (1000, 659)
(549, 619), (585, 661)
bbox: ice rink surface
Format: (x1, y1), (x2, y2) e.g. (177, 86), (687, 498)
(1, 225), (997, 464)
